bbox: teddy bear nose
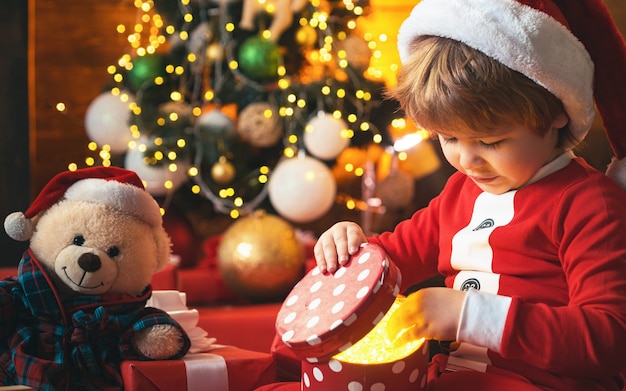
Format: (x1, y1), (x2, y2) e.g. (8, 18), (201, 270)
(78, 253), (102, 273)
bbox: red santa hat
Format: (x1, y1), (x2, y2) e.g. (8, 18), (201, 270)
(397, 0), (626, 190)
(4, 166), (163, 241)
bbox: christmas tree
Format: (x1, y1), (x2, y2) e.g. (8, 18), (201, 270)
(81, 0), (433, 241)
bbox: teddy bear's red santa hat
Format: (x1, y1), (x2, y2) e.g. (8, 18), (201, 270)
(4, 166), (163, 241)
(397, 0), (626, 190)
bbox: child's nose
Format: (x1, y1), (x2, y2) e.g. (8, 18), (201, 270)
(459, 145), (485, 170)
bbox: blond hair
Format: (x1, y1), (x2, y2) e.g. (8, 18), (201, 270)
(389, 36), (572, 144)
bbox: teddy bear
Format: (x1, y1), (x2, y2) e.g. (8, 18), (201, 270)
(1, 166), (191, 390)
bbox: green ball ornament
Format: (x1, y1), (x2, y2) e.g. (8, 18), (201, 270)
(127, 54), (166, 90)
(238, 36), (281, 80)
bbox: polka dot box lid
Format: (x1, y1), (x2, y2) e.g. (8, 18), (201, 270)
(276, 243), (402, 363)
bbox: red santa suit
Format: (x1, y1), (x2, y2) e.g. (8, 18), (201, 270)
(369, 153), (626, 390)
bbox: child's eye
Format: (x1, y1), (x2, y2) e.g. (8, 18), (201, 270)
(440, 136), (457, 145)
(480, 140), (504, 148)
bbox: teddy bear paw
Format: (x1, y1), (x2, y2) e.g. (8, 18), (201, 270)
(133, 324), (185, 359)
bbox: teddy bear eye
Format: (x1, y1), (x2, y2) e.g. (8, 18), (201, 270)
(73, 235), (85, 246)
(107, 246), (120, 258)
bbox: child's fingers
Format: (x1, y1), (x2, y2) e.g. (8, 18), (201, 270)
(313, 237), (340, 274)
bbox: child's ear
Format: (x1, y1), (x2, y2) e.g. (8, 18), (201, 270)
(552, 112), (569, 130)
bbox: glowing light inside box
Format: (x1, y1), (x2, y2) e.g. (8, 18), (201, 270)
(333, 297), (425, 364)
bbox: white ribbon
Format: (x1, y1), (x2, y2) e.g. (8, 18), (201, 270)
(148, 290), (217, 353)
(182, 353), (229, 391)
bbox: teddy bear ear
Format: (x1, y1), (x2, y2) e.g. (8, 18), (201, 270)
(4, 211), (34, 242)
(154, 227), (173, 272)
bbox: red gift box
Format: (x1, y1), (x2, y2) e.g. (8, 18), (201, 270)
(275, 243), (429, 391)
(150, 261), (178, 290)
(121, 346), (276, 391)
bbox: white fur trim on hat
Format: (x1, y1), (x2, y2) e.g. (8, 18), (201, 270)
(64, 177), (163, 228)
(4, 212), (34, 242)
(397, 0), (595, 146)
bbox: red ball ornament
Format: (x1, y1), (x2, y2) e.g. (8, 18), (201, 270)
(162, 207), (200, 268)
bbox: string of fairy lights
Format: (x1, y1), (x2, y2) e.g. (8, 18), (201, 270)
(65, 0), (418, 220)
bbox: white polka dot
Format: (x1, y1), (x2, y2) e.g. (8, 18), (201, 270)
(331, 301), (345, 314)
(372, 280), (382, 294)
(392, 360), (406, 374)
(281, 329), (294, 342)
(333, 284), (346, 296)
(421, 374), (427, 389)
(372, 311), (384, 325)
(308, 298), (321, 310)
(306, 334), (321, 345)
(344, 313), (357, 326)
(312, 267), (321, 276)
(284, 312), (297, 324)
(334, 267), (347, 278)
(312, 367), (324, 381)
(307, 316), (320, 328)
(285, 294), (299, 306)
(303, 372), (310, 387)
(330, 319), (342, 330)
(338, 342), (352, 352)
(328, 359), (343, 373)
(348, 381), (364, 391)
(422, 341), (429, 355)
(370, 383), (385, 391)
(357, 269), (370, 281)
(382, 258), (389, 268)
(409, 368), (420, 383)
(356, 286), (369, 299)
(358, 252), (371, 264)
(310, 281), (323, 293)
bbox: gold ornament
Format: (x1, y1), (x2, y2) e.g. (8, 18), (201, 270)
(217, 210), (305, 301)
(211, 156), (236, 184)
(295, 25), (317, 48)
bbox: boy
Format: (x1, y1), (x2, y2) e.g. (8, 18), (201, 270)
(314, 0), (626, 389)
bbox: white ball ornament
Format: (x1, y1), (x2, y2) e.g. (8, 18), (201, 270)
(85, 91), (135, 153)
(303, 112), (351, 160)
(124, 137), (190, 197)
(268, 156), (337, 223)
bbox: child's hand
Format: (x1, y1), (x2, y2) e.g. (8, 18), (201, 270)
(313, 221), (367, 274)
(387, 287), (466, 345)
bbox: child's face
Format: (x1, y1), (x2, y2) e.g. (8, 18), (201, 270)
(437, 114), (567, 194)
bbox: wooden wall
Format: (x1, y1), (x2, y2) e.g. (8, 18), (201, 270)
(28, 0), (136, 195)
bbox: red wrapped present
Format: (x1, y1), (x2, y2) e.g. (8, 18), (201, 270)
(196, 303), (282, 353)
(176, 235), (241, 305)
(121, 346), (276, 391)
(150, 258), (178, 290)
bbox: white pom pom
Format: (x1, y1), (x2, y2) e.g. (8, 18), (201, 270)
(606, 157), (626, 192)
(4, 212), (34, 241)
